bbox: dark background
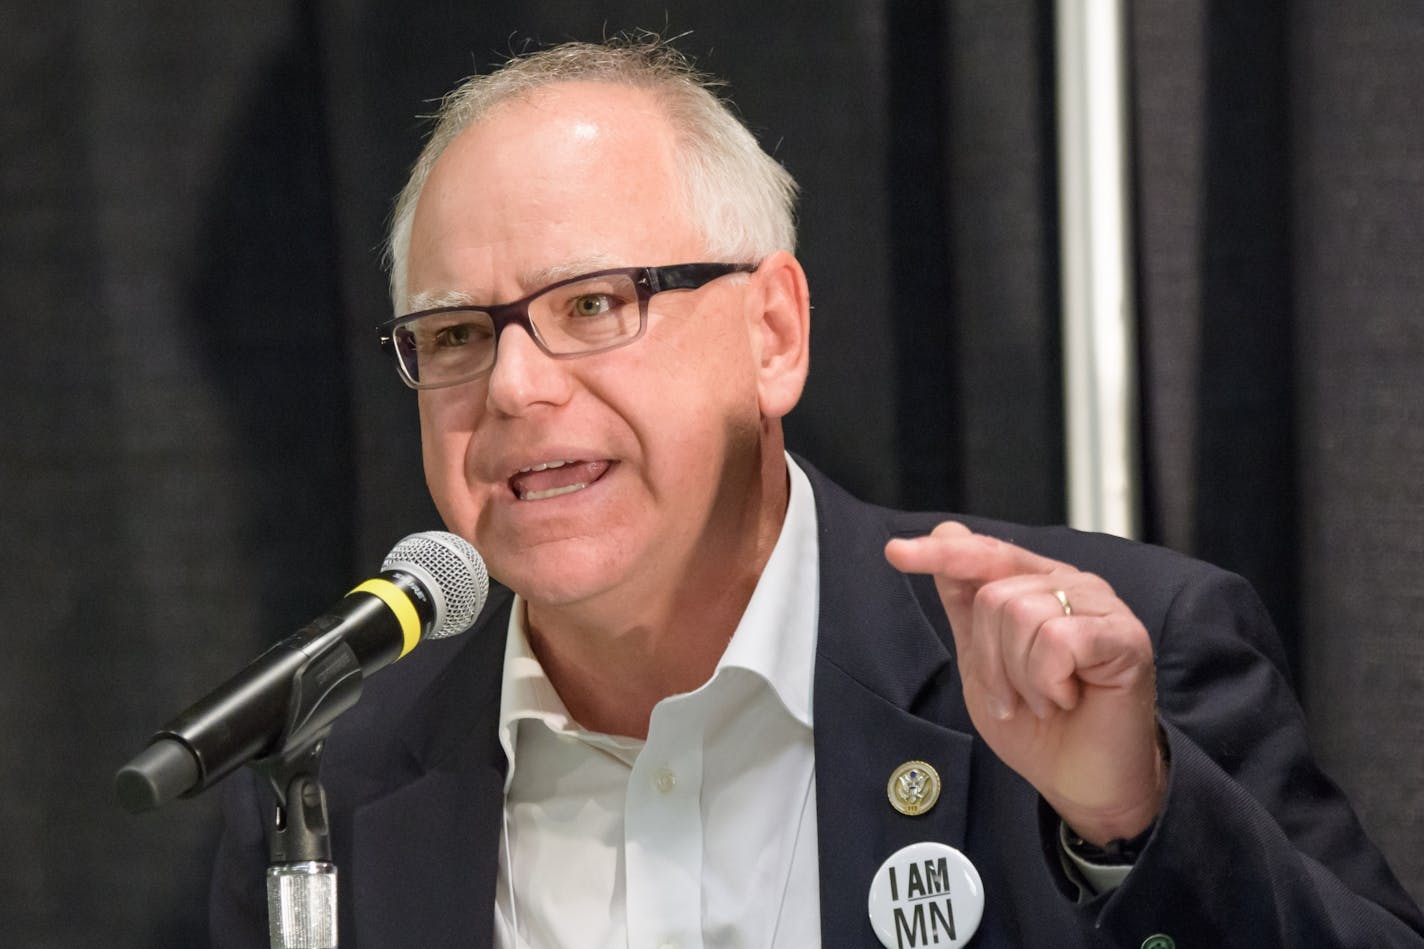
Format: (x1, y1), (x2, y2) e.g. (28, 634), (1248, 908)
(3, 2), (1420, 944)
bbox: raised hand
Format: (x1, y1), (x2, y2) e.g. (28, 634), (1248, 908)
(885, 521), (1167, 845)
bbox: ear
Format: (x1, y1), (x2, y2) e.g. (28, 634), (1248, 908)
(747, 250), (811, 420)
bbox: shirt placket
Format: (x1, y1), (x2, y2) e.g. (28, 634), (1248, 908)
(625, 697), (706, 949)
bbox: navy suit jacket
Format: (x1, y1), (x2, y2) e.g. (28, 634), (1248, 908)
(211, 462), (1424, 947)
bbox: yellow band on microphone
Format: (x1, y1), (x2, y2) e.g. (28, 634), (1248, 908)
(349, 578), (422, 658)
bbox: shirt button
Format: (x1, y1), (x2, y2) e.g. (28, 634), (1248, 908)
(653, 767), (677, 793)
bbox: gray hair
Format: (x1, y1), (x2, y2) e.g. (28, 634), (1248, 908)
(385, 36), (800, 312)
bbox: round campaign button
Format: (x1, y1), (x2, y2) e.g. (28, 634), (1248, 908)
(867, 842), (984, 949)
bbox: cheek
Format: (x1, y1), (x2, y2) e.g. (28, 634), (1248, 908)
(663, 305), (760, 394)
(418, 388), (480, 447)
(418, 394), (481, 517)
(634, 337), (762, 469)
(418, 400), (453, 465)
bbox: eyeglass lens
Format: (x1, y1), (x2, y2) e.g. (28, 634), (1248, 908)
(393, 271), (644, 386)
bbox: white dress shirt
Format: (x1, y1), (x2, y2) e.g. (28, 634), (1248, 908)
(493, 457), (823, 949)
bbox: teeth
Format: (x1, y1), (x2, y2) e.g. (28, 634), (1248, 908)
(518, 460), (572, 473)
(521, 482), (588, 501)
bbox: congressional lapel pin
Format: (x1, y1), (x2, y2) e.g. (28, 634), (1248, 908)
(887, 760), (941, 816)
(867, 841), (984, 949)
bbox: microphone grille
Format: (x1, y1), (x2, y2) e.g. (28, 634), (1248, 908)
(382, 531), (490, 639)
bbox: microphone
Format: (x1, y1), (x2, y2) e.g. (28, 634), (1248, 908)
(114, 531), (489, 814)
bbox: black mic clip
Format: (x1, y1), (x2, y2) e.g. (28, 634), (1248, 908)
(247, 638), (357, 949)
(255, 739), (333, 866)
(248, 623), (364, 861)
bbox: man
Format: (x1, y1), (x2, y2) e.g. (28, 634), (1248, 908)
(212, 38), (1424, 947)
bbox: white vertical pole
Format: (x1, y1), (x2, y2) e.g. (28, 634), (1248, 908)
(1055, 0), (1141, 538)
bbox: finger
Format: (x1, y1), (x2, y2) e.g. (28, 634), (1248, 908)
(885, 524), (1064, 586)
(1037, 611), (1155, 691)
(968, 576), (1028, 720)
(976, 574), (1132, 716)
(883, 522), (970, 579)
(886, 525), (981, 641)
(1023, 615), (1084, 713)
(1027, 611), (1155, 714)
(980, 578), (1078, 718)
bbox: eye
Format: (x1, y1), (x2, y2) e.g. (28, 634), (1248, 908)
(570, 294), (614, 318)
(429, 320), (491, 349)
(434, 324), (471, 347)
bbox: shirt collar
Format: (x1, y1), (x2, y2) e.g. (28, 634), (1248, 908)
(496, 453), (821, 782)
(715, 454), (819, 727)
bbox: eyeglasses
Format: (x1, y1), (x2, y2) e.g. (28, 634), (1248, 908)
(378, 262), (757, 390)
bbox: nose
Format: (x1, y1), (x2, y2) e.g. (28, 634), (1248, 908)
(484, 324), (573, 416)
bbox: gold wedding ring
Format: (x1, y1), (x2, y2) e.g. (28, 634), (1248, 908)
(1053, 588), (1073, 617)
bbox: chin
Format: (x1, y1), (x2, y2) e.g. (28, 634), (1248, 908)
(485, 540), (631, 611)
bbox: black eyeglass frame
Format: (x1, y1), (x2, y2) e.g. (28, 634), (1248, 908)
(377, 261), (758, 390)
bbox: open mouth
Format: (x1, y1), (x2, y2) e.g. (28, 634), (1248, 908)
(508, 459), (613, 501)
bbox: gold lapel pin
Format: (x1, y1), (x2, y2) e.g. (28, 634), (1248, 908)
(887, 760), (941, 816)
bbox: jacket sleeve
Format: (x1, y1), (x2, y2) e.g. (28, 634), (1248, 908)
(1088, 565), (1424, 946)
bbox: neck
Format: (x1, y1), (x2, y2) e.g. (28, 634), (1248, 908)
(525, 437), (791, 738)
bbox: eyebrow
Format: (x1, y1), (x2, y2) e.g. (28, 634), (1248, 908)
(406, 254), (625, 313)
(519, 254), (623, 289)
(406, 288), (482, 311)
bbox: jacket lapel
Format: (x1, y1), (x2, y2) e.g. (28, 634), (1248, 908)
(804, 464), (979, 946)
(349, 589), (513, 947)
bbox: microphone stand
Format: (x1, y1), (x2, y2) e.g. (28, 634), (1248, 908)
(254, 740), (338, 949)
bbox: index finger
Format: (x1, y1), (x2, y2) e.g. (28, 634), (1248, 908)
(884, 521), (1063, 585)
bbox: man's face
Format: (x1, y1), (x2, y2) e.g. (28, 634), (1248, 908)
(406, 82), (768, 611)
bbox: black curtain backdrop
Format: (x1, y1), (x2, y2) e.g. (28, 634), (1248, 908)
(3, 2), (1420, 944)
